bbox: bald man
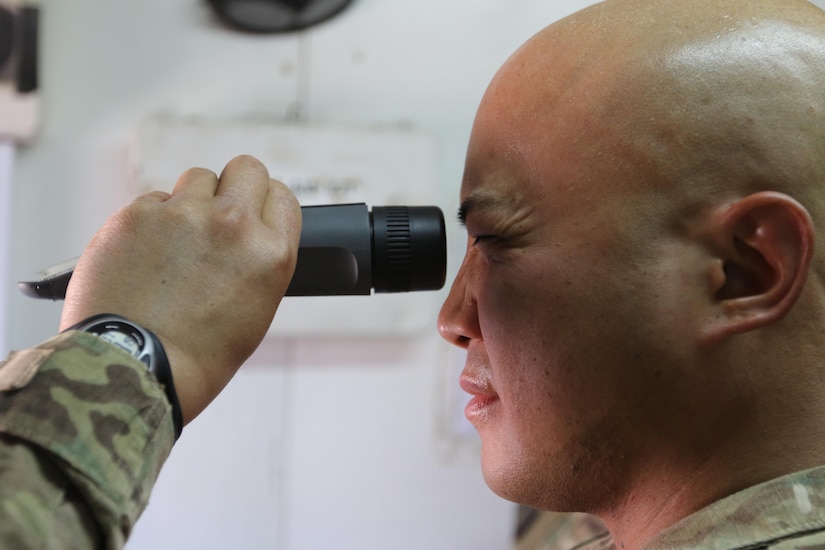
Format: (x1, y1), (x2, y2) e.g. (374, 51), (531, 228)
(439, 0), (825, 548)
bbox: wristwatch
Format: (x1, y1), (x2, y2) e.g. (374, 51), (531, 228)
(66, 314), (183, 440)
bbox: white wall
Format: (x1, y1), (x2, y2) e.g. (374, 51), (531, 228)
(0, 142), (12, 356)
(6, 1), (597, 549)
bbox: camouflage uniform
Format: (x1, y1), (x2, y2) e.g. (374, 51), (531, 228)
(574, 466), (825, 549)
(0, 332), (175, 549)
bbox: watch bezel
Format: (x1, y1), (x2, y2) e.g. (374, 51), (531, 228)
(77, 317), (156, 369)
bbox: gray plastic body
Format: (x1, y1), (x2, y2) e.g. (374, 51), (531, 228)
(18, 203), (447, 299)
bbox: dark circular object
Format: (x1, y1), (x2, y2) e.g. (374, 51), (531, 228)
(371, 206), (447, 294)
(206, 0), (355, 34)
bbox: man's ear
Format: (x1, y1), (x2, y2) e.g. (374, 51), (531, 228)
(701, 191), (814, 347)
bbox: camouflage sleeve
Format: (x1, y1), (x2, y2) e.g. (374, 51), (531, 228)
(0, 331), (175, 549)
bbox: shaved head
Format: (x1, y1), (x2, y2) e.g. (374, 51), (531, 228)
(481, 0), (825, 209)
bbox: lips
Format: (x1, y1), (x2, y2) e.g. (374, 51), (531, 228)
(459, 371), (499, 422)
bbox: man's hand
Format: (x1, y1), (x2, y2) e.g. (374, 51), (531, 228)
(60, 155), (301, 424)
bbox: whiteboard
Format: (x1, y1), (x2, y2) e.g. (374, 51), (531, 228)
(131, 119), (443, 336)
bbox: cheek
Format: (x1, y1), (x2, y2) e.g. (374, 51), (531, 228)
(474, 250), (650, 413)
(476, 265), (575, 404)
(477, 255), (582, 362)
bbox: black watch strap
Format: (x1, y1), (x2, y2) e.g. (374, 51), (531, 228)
(65, 314), (183, 440)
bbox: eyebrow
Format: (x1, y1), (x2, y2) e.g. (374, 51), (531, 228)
(456, 194), (509, 226)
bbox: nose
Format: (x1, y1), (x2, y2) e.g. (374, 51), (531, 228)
(438, 258), (481, 349)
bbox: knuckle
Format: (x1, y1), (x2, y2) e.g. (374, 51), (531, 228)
(207, 200), (256, 243)
(226, 154), (267, 176)
(113, 200), (153, 230)
(178, 166), (217, 185)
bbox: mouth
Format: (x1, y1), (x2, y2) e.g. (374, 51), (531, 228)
(459, 373), (499, 422)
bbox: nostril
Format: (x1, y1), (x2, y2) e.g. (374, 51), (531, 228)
(437, 317), (472, 348)
(456, 335), (471, 347)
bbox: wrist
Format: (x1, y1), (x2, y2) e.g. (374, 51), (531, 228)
(64, 313), (184, 440)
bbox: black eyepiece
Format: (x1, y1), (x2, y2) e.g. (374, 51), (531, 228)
(370, 206), (446, 293)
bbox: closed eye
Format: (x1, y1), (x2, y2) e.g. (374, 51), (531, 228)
(471, 235), (496, 247)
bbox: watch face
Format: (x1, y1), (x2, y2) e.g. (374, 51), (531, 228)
(98, 330), (142, 358)
(72, 315), (159, 373)
(84, 320), (148, 360)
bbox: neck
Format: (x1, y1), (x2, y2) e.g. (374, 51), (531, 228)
(594, 389), (825, 549)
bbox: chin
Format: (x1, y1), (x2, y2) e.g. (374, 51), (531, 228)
(479, 442), (607, 514)
(480, 443), (547, 508)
